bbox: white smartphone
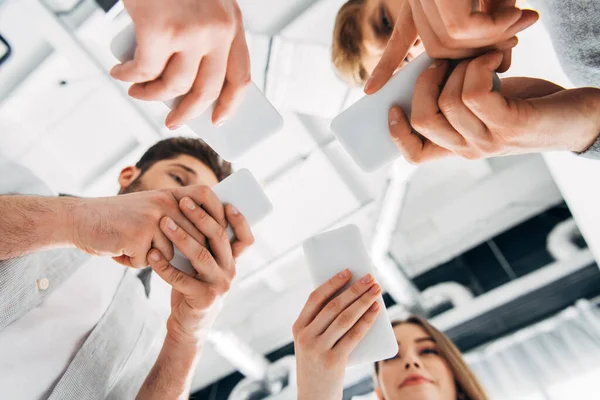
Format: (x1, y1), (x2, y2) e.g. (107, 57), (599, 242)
(330, 53), (501, 172)
(303, 224), (398, 366)
(171, 169), (273, 276)
(110, 24), (284, 162)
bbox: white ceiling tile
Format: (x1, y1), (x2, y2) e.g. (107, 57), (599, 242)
(238, 0), (319, 35)
(0, 52), (102, 157)
(233, 112), (316, 181)
(251, 151), (361, 261)
(280, 0), (347, 46)
(41, 89), (140, 188)
(266, 37), (348, 118)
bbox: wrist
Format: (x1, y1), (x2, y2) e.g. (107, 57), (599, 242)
(67, 197), (95, 251)
(528, 87), (600, 152)
(50, 196), (81, 248)
(566, 88), (600, 153)
(166, 315), (208, 349)
(164, 330), (203, 354)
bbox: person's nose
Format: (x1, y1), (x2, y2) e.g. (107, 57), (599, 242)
(403, 353), (422, 371)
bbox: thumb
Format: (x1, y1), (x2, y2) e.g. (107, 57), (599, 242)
(364, 1), (417, 95)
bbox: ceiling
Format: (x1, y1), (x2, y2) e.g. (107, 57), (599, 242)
(0, 0), (594, 397)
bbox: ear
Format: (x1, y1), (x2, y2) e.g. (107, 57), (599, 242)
(118, 166), (140, 190)
(375, 387), (384, 400)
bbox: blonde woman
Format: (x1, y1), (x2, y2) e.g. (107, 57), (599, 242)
(293, 270), (487, 399)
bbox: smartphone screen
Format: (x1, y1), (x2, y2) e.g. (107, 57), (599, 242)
(0, 34), (11, 66)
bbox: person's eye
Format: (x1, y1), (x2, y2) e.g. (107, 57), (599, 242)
(380, 6), (393, 33)
(169, 173), (185, 186)
(421, 348), (439, 356)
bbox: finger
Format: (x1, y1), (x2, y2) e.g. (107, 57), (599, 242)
(128, 52), (202, 102)
(110, 29), (172, 83)
(498, 49), (512, 73)
(437, 60), (488, 141)
(212, 29), (251, 126)
(364, 1), (417, 95)
(412, 0), (523, 60)
(129, 250), (152, 269)
(321, 284), (382, 349)
(411, 60), (465, 149)
(169, 210), (207, 250)
(165, 50), (229, 129)
(432, 0), (523, 41)
(148, 249), (221, 308)
(179, 197), (233, 271)
(160, 216), (226, 286)
(498, 9), (539, 40)
(173, 185), (228, 229)
(295, 270), (353, 330)
(389, 106), (452, 164)
(461, 52), (511, 127)
(409, 0), (464, 58)
(226, 204), (255, 260)
(308, 274), (376, 337)
(333, 302), (381, 355)
(152, 230), (175, 262)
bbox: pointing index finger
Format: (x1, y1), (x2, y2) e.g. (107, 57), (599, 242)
(364, 1), (417, 95)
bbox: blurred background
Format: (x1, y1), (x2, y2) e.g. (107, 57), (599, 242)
(1, 0), (600, 399)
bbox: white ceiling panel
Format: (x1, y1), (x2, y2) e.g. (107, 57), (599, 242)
(280, 0), (346, 46)
(250, 150), (362, 261)
(391, 155), (564, 277)
(233, 112), (317, 182)
(238, 0), (319, 35)
(0, 52), (101, 159)
(266, 36), (349, 118)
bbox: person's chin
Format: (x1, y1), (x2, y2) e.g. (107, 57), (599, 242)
(395, 383), (438, 399)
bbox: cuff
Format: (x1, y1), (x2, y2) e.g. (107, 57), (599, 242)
(579, 133), (600, 160)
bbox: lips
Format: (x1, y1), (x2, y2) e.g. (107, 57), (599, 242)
(400, 374), (432, 388)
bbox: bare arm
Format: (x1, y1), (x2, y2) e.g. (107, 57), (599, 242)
(138, 197), (255, 399)
(0, 195), (77, 260)
(137, 332), (201, 400)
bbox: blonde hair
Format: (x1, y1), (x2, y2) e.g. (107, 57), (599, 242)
(374, 316), (488, 400)
(332, 0), (368, 86)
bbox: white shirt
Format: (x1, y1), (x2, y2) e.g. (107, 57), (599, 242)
(0, 256), (126, 400)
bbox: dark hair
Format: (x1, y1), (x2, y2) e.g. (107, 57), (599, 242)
(135, 137), (232, 182)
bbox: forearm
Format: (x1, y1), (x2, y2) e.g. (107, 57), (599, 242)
(530, 87), (600, 153)
(297, 382), (343, 400)
(137, 330), (202, 400)
(0, 195), (77, 260)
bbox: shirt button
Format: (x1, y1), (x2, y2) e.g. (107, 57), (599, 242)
(37, 278), (50, 291)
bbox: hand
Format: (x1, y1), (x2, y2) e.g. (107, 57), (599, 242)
(72, 185), (230, 269)
(112, 0), (251, 128)
(365, 0), (539, 94)
(148, 199), (254, 344)
(293, 270), (382, 400)
(386, 52), (600, 163)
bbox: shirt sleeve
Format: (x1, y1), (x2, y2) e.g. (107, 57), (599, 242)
(0, 152), (54, 196)
(580, 135), (600, 160)
(528, 0), (600, 89)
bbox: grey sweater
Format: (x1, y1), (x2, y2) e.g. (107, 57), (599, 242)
(529, 0), (600, 159)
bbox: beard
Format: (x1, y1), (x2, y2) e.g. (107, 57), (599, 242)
(118, 174), (148, 195)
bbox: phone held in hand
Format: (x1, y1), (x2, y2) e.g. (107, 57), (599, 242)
(171, 169), (273, 276)
(110, 24), (284, 162)
(303, 224), (398, 366)
(331, 53), (501, 173)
